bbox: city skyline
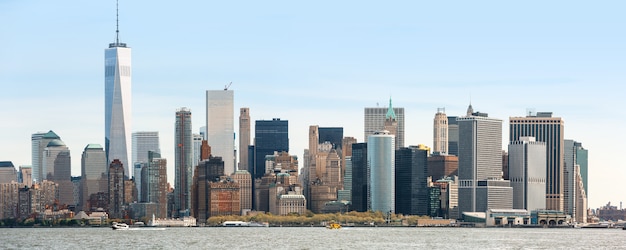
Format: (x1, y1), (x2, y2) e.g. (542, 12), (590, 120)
(1, 1), (625, 209)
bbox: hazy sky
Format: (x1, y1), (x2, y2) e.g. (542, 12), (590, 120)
(1, 1), (624, 209)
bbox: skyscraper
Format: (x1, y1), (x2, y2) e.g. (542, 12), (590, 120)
(81, 144), (108, 212)
(31, 130), (60, 183)
(433, 108), (448, 154)
(231, 170), (252, 213)
(206, 89), (235, 175)
(254, 119), (289, 179)
(105, 5), (132, 175)
(510, 112), (565, 211)
(458, 110), (512, 216)
(18, 166), (32, 188)
(564, 140), (588, 222)
(508, 137), (546, 211)
(239, 108), (251, 172)
(141, 151), (168, 218)
(42, 138), (73, 206)
(131, 132), (160, 166)
(364, 98), (405, 149)
(350, 143), (368, 212)
(367, 131), (395, 214)
(0, 162), (17, 184)
(108, 159), (125, 219)
(318, 127), (344, 150)
(395, 145), (430, 215)
(192, 133), (203, 169)
(175, 107), (193, 217)
(447, 117), (459, 156)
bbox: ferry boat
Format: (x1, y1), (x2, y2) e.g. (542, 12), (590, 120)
(222, 221), (269, 227)
(327, 222), (342, 229)
(111, 222), (130, 230)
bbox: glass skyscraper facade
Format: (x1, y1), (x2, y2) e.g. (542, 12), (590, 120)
(206, 90), (235, 175)
(131, 131), (160, 166)
(350, 143), (368, 212)
(367, 131), (395, 214)
(395, 145), (429, 215)
(253, 119), (289, 179)
(318, 127), (344, 150)
(105, 34), (132, 176)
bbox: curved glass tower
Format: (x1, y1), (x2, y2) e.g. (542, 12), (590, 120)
(367, 130), (395, 214)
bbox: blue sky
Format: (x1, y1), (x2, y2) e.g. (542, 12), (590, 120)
(1, 1), (625, 209)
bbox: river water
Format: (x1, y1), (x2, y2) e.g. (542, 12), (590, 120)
(1, 227), (624, 249)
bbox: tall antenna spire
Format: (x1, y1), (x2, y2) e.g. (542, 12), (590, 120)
(115, 0), (119, 45)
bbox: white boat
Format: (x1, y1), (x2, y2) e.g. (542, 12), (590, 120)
(111, 222), (130, 230)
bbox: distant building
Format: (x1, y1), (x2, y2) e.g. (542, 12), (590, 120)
(309, 148), (341, 213)
(0, 182), (20, 219)
(175, 107), (193, 218)
(0, 162), (17, 184)
(428, 176), (459, 219)
(105, 29), (132, 177)
(124, 179), (136, 204)
(239, 108), (251, 172)
(141, 151), (168, 218)
(341, 136), (358, 181)
(19, 166), (32, 188)
(192, 156), (225, 221)
(131, 131), (160, 167)
(81, 144), (108, 212)
(458, 108), (512, 217)
(31, 130), (60, 183)
(231, 170), (252, 214)
(108, 159), (125, 219)
(43, 138), (73, 207)
(395, 145), (429, 215)
(447, 117), (459, 156)
(433, 108), (448, 154)
(564, 140), (588, 223)
(208, 180), (240, 218)
(338, 156), (352, 203)
(268, 174), (305, 215)
(254, 118), (289, 179)
(508, 137), (546, 211)
(350, 143), (368, 212)
(206, 89), (235, 175)
(427, 154), (458, 181)
(368, 131), (395, 214)
(318, 127), (344, 150)
(192, 133), (203, 170)
(364, 98), (405, 149)
(510, 112), (565, 211)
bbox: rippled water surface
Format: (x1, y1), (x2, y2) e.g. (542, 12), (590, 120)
(1, 227), (624, 249)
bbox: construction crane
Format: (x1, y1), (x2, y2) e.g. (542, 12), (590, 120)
(224, 82), (233, 90)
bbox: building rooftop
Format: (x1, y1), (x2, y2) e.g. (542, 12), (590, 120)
(46, 139), (66, 147)
(85, 144), (103, 150)
(42, 130), (60, 139)
(0, 161), (15, 168)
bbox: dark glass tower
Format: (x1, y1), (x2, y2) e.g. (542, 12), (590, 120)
(447, 116), (459, 156)
(350, 143), (368, 212)
(318, 127), (344, 150)
(254, 119), (289, 179)
(395, 146), (429, 215)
